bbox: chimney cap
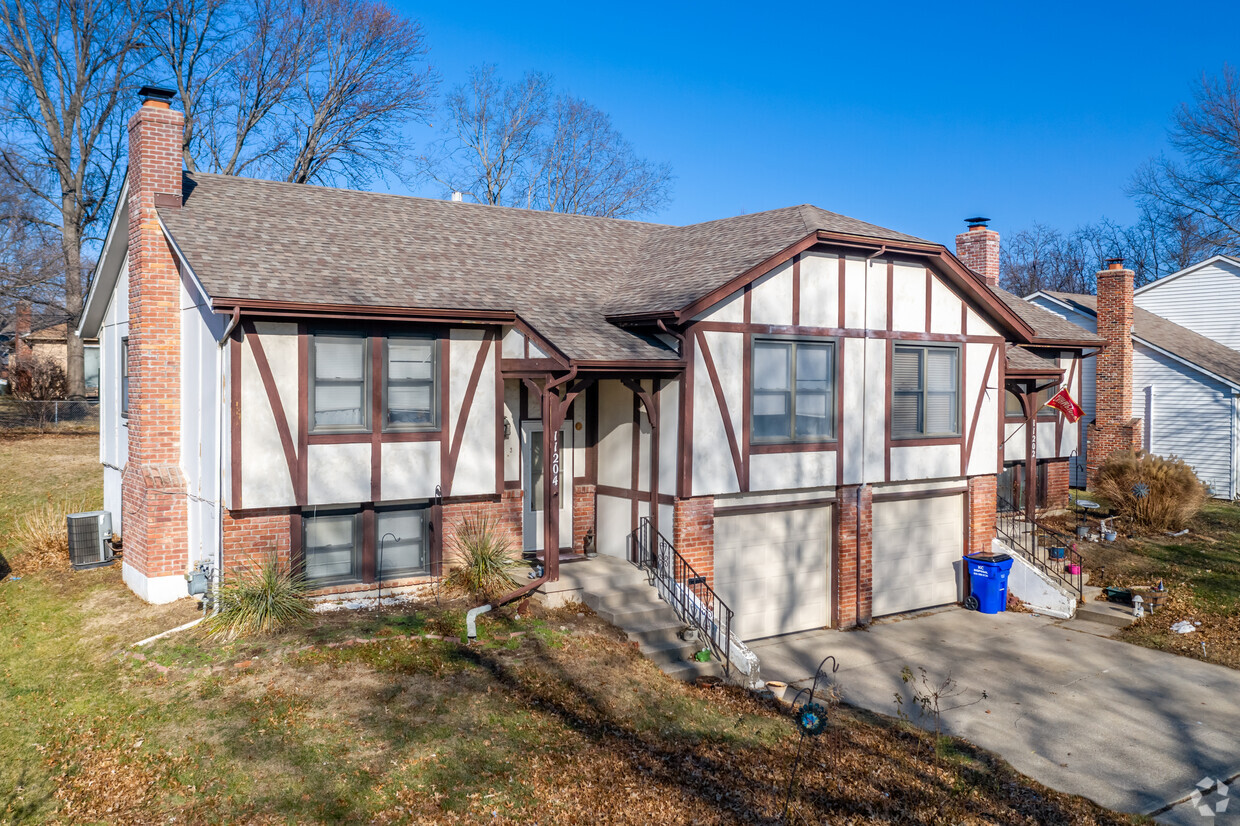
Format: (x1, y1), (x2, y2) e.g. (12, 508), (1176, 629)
(1105, 257), (1125, 270)
(138, 86), (177, 104)
(965, 216), (990, 229)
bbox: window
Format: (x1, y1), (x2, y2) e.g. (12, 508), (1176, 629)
(751, 338), (835, 442)
(303, 511), (361, 585)
(1005, 388), (1057, 418)
(120, 337), (129, 418)
(892, 345), (959, 438)
(376, 507), (430, 578)
(311, 335), (369, 431)
(384, 336), (437, 430)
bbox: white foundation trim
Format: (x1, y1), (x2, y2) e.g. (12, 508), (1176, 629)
(122, 560), (189, 604)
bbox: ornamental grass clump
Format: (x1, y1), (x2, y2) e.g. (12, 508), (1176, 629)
(206, 557), (314, 640)
(445, 515), (521, 600)
(1095, 450), (1208, 534)
(14, 499), (87, 573)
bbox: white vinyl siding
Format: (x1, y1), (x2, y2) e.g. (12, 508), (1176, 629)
(1135, 258), (1240, 351)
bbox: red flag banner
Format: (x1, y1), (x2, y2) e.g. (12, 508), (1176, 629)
(1045, 388), (1083, 423)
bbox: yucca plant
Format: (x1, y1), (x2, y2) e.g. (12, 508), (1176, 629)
(205, 557), (315, 640)
(1095, 450), (1209, 533)
(445, 515), (521, 600)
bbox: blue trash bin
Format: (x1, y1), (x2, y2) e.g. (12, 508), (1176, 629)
(965, 552), (1014, 614)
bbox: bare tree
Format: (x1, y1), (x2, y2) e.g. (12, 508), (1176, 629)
(427, 64), (550, 206)
(0, 167), (61, 323)
(426, 65), (672, 218)
(1132, 64), (1240, 254)
(533, 94), (671, 218)
(0, 0), (146, 396)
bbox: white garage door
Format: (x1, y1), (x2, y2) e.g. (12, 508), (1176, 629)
(714, 505), (831, 641)
(872, 494), (964, 617)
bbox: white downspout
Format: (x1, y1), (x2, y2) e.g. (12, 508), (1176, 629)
(214, 308), (241, 611)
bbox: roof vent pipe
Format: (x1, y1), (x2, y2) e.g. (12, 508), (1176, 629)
(451, 191), (463, 202)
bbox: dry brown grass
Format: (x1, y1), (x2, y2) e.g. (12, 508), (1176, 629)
(1095, 451), (1209, 533)
(12, 499), (86, 574)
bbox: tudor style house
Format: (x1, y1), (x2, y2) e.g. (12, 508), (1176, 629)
(80, 89), (1098, 641)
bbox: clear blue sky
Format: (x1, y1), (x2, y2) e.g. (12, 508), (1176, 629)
(392, 0), (1240, 250)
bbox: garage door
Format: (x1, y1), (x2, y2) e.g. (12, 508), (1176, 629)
(872, 494), (964, 617)
(714, 505), (830, 641)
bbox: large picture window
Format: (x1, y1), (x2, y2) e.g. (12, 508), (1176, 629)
(376, 507), (430, 578)
(311, 335), (369, 432)
(751, 338), (835, 443)
(384, 336), (437, 430)
(303, 511), (361, 585)
(892, 344), (959, 438)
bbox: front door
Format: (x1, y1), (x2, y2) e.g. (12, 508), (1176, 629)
(522, 421), (573, 554)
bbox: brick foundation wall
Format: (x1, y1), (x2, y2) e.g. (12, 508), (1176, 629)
(836, 484), (873, 628)
(121, 97), (190, 584)
(955, 224), (1001, 286)
(1089, 263), (1143, 486)
(967, 475), (997, 556)
(1044, 460), (1070, 509)
(221, 508), (293, 576)
(572, 483), (596, 553)
(672, 496), (714, 588)
(441, 490), (523, 568)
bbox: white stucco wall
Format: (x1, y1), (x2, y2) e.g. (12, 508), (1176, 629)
(98, 256), (129, 534)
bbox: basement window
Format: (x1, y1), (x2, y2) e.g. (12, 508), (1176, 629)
(751, 338), (835, 443)
(302, 510), (361, 585)
(892, 344), (959, 438)
(311, 334), (370, 432)
(376, 506), (430, 578)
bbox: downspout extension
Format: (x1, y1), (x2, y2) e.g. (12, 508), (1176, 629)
(465, 603), (492, 641)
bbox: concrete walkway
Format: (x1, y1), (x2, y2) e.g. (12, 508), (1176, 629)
(750, 609), (1240, 821)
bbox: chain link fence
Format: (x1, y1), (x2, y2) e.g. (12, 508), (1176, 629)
(0, 397), (100, 434)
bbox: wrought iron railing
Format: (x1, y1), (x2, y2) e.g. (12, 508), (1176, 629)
(996, 491), (1083, 596)
(629, 517), (736, 679)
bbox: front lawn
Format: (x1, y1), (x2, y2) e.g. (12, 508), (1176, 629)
(1, 435), (1136, 824)
(1072, 495), (1240, 670)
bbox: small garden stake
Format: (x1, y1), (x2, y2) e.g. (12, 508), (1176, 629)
(781, 654), (839, 823)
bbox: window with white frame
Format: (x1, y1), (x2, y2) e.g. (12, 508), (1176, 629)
(751, 338), (835, 442)
(892, 344), (959, 438)
(384, 336), (437, 429)
(311, 335), (369, 431)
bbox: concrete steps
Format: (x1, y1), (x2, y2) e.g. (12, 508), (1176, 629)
(541, 555), (722, 682)
(1076, 586), (1137, 628)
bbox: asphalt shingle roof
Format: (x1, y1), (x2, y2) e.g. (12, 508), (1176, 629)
(992, 286), (1102, 344)
(1045, 292), (1240, 387)
(1005, 345), (1061, 373)
(161, 173), (931, 362)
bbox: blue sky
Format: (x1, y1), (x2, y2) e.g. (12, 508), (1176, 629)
(393, 1), (1240, 249)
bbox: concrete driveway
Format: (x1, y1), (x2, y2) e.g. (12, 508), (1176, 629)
(749, 609), (1240, 822)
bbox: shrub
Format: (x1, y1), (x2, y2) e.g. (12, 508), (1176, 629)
(205, 558), (314, 640)
(1094, 451), (1209, 533)
(445, 515), (520, 601)
(14, 499), (83, 573)
(10, 354), (67, 400)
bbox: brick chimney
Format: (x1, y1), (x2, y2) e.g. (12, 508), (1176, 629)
(1087, 258), (1142, 486)
(13, 299), (31, 361)
(121, 85), (190, 602)
(955, 217), (1001, 287)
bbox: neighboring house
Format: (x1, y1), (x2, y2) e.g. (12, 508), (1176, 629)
(1028, 268), (1240, 499)
(78, 89), (1097, 642)
(5, 303), (100, 394)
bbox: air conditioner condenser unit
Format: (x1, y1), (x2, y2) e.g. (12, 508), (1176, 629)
(66, 511), (115, 570)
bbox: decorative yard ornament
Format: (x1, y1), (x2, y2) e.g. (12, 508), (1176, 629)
(1044, 388), (1084, 423)
(1133, 482), (1150, 499)
(781, 655), (840, 822)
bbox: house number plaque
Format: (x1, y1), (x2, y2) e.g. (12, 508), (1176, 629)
(551, 430), (560, 491)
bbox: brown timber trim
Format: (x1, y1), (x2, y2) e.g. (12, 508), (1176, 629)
(997, 346), (1007, 469)
(361, 504), (376, 584)
(442, 492), (503, 505)
(440, 336), (450, 496)
(230, 326), (242, 509)
(307, 430), (439, 445)
(959, 335), (968, 476)
(695, 329), (744, 492)
(504, 479), (522, 490)
(371, 333), (383, 501)
(296, 326), (308, 505)
(630, 392), (640, 534)
(500, 358), (564, 374)
(713, 496), (834, 517)
(871, 485), (968, 503)
(837, 255), (846, 329)
(289, 511), (303, 573)
(791, 255), (800, 327)
(963, 343), (998, 475)
(585, 383), (599, 484)
(692, 320), (1005, 343)
(741, 330), (751, 490)
(885, 259), (894, 331)
(651, 378), (662, 540)
(241, 320), (299, 500)
(884, 338), (893, 480)
(890, 435), (963, 447)
(750, 441), (837, 455)
(215, 299), (511, 325)
(679, 329), (695, 498)
(596, 483), (675, 506)
(444, 329), (495, 496)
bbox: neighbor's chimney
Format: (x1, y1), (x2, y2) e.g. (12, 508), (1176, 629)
(13, 299), (31, 361)
(1087, 257), (1142, 486)
(955, 217), (1001, 288)
(122, 84), (190, 602)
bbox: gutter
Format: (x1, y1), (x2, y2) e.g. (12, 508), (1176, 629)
(465, 365), (579, 639)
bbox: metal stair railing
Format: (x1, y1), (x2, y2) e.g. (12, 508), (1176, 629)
(995, 492), (1083, 597)
(628, 516), (736, 679)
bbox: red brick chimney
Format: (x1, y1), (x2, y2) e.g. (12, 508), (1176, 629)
(13, 299), (31, 361)
(955, 217), (1001, 287)
(1087, 258), (1142, 486)
(121, 86), (190, 602)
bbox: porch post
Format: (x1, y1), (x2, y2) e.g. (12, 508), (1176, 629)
(1022, 390), (1037, 522)
(542, 383), (561, 583)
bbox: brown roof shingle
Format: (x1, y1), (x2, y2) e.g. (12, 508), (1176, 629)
(992, 286), (1102, 345)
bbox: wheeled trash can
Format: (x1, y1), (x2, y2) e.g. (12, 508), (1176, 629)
(964, 552), (1014, 614)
